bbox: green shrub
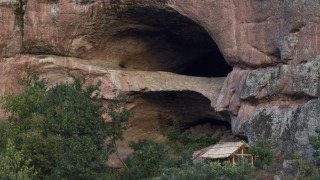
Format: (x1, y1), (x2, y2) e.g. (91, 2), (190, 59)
(309, 128), (320, 159)
(165, 120), (218, 151)
(186, 133), (219, 150)
(300, 129), (320, 180)
(120, 139), (167, 179)
(294, 153), (320, 180)
(160, 160), (253, 180)
(165, 120), (181, 144)
(178, 129), (192, 145)
(249, 139), (274, 167)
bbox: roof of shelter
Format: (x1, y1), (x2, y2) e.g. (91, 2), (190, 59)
(200, 141), (249, 159)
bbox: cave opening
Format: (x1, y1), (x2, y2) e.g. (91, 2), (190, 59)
(115, 4), (233, 77)
(125, 91), (235, 142)
(112, 3), (238, 145)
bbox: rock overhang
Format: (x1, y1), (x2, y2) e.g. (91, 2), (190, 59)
(1, 0), (320, 160)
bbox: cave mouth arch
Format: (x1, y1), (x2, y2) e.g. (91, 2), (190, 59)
(125, 90), (234, 142)
(114, 3), (232, 77)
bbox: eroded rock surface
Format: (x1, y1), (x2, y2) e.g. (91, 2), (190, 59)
(170, 0), (320, 159)
(1, 0), (320, 160)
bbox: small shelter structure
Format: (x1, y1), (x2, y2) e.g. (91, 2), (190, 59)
(200, 141), (255, 166)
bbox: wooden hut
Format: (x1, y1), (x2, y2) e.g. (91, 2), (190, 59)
(200, 141), (255, 166)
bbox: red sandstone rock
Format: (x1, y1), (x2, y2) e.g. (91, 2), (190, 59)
(1, 0), (320, 160)
(0, 0), (22, 57)
(170, 0), (320, 67)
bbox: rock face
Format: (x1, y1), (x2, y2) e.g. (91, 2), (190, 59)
(170, 0), (320, 159)
(1, 0), (320, 160)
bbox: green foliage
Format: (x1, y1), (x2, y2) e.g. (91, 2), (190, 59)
(160, 160), (253, 180)
(0, 139), (37, 180)
(309, 128), (320, 159)
(186, 133), (219, 150)
(39, 79), (106, 140)
(106, 91), (133, 154)
(1, 72), (47, 123)
(249, 139), (274, 167)
(165, 120), (219, 151)
(119, 138), (251, 180)
(178, 129), (192, 145)
(165, 120), (181, 144)
(0, 72), (133, 179)
(120, 139), (167, 179)
(19, 129), (64, 178)
(294, 153), (320, 180)
(297, 129), (320, 180)
(49, 136), (108, 180)
(0, 121), (14, 153)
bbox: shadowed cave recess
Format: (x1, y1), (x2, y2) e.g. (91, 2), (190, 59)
(116, 3), (234, 139)
(115, 3), (232, 77)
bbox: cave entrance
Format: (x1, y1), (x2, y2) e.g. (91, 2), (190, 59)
(124, 91), (233, 143)
(115, 4), (232, 77)
(112, 3), (236, 148)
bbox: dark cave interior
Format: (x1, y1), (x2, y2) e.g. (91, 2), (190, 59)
(115, 4), (233, 77)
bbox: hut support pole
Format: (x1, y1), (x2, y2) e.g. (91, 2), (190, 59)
(251, 155), (254, 167)
(241, 148), (244, 159)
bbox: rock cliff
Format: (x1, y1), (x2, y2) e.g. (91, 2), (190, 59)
(1, 0), (320, 160)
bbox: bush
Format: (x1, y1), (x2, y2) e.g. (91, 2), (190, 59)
(186, 133), (219, 150)
(120, 139), (167, 179)
(160, 160), (253, 180)
(294, 153), (320, 180)
(165, 120), (219, 151)
(309, 128), (320, 159)
(165, 120), (182, 144)
(249, 139), (274, 167)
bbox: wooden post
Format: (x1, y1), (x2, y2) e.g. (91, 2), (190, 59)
(232, 156), (235, 164)
(241, 148), (244, 159)
(251, 155), (254, 167)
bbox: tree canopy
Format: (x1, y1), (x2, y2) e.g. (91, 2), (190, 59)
(0, 72), (133, 179)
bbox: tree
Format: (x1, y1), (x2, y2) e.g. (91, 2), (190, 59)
(0, 72), (133, 179)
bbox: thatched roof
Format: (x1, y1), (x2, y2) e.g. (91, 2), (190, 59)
(200, 141), (249, 159)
